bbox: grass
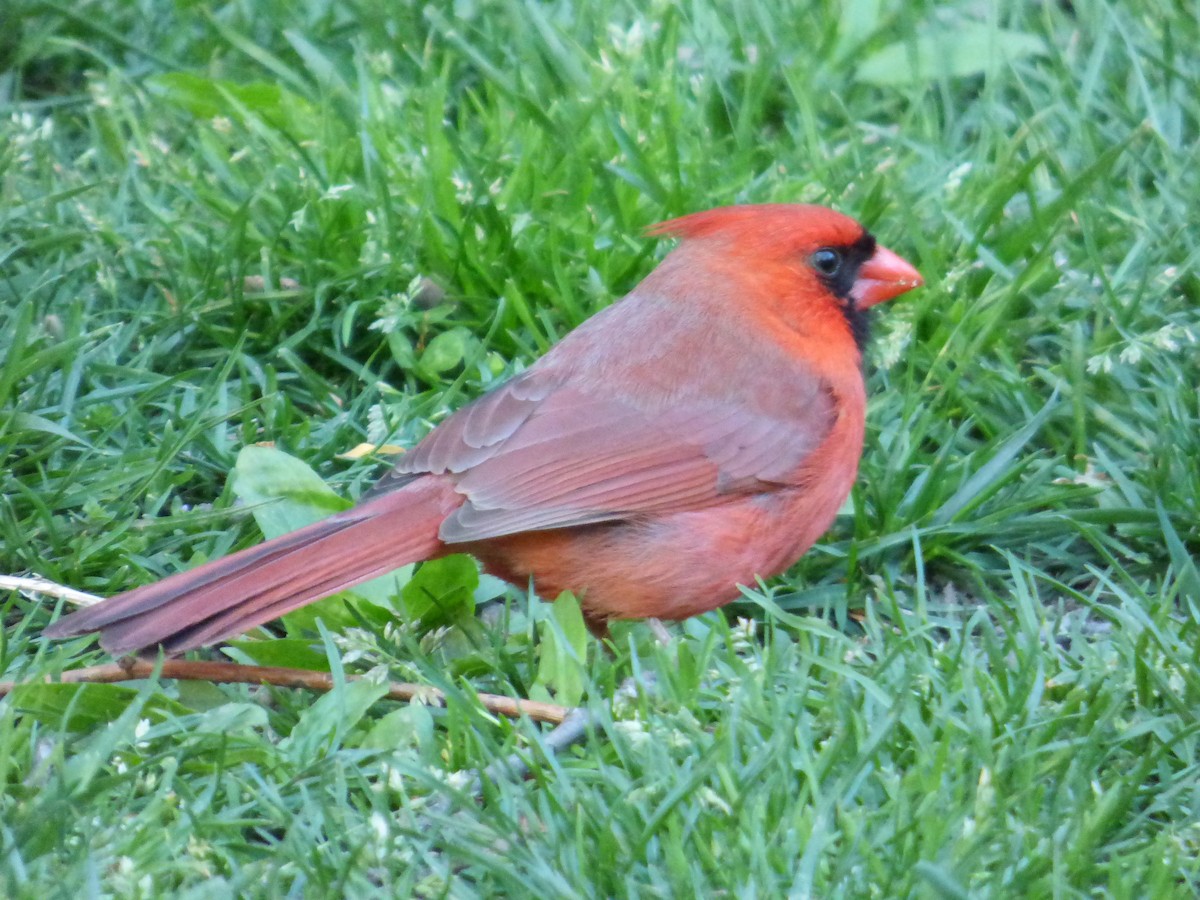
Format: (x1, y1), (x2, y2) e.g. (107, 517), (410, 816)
(2, 0), (1199, 895)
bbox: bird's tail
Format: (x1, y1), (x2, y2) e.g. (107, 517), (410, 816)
(44, 477), (461, 656)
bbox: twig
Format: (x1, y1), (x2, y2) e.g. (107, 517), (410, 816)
(0, 658), (572, 725)
(0, 574), (102, 607)
(431, 673), (655, 815)
(479, 707), (594, 783)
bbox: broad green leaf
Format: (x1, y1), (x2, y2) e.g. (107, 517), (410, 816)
(280, 671), (390, 763)
(189, 702), (270, 735)
(147, 72), (306, 124)
(61, 683), (163, 793)
(387, 330), (417, 368)
(232, 445), (349, 539)
(8, 682), (190, 732)
(401, 554), (478, 626)
(419, 327), (477, 376)
(230, 445), (410, 631)
(532, 592), (588, 707)
(225, 637), (332, 672)
(362, 703), (437, 759)
(856, 27), (1049, 86)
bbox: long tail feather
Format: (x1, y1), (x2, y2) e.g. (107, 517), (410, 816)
(45, 477), (461, 656)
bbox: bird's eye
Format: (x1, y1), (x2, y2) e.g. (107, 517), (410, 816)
(811, 248), (843, 277)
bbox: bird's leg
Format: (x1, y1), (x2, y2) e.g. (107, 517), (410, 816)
(646, 617), (673, 645)
(584, 614), (611, 640)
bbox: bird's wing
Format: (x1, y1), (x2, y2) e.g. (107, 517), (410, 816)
(374, 366), (836, 543)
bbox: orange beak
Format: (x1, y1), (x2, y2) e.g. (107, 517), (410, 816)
(850, 244), (924, 309)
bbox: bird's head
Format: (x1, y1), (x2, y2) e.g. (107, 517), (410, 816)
(648, 203), (923, 349)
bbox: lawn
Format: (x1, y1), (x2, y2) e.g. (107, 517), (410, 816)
(2, 0), (1199, 895)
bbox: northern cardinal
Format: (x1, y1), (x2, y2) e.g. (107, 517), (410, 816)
(46, 204), (922, 655)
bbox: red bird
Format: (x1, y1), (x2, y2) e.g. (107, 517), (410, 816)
(46, 204), (922, 655)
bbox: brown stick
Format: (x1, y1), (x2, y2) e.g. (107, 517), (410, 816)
(0, 658), (573, 725)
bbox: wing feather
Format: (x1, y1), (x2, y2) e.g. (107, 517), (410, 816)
(375, 344), (837, 542)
